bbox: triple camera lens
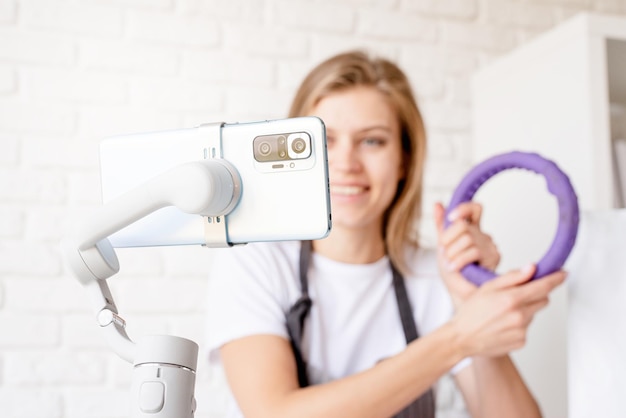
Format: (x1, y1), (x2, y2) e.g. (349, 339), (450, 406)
(254, 132), (311, 163)
(291, 138), (307, 154)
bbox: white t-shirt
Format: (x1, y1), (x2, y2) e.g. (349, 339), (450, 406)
(205, 241), (469, 416)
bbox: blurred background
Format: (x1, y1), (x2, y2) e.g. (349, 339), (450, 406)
(1, 1), (626, 417)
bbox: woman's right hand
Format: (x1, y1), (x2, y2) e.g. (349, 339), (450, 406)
(433, 201), (500, 308)
(450, 265), (566, 357)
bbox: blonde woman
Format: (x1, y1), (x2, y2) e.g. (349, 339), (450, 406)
(206, 51), (564, 418)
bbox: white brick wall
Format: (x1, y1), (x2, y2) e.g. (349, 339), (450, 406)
(1, 1), (625, 417)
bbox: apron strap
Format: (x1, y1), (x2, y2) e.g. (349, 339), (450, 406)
(285, 240), (313, 387)
(286, 240), (436, 417)
(390, 258), (436, 418)
(391, 261), (418, 344)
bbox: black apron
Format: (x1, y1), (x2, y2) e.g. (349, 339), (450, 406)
(286, 241), (436, 418)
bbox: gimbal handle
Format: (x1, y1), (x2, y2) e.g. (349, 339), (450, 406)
(61, 143), (241, 417)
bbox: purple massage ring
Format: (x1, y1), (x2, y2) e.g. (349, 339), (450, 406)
(444, 151), (580, 286)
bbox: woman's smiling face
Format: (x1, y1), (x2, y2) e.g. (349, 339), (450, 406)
(310, 86), (404, 234)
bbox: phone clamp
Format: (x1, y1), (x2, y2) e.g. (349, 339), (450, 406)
(197, 122), (242, 247)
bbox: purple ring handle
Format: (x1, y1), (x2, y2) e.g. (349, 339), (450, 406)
(444, 151), (580, 286)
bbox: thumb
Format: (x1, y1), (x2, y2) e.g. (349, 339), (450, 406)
(484, 263), (536, 290)
(433, 202), (446, 236)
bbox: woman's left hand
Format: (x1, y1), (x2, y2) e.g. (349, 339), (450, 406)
(433, 201), (501, 307)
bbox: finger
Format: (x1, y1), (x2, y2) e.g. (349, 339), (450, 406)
(447, 246), (481, 272)
(512, 270), (567, 302)
(448, 202), (483, 225)
(539, 269), (568, 290)
(444, 230), (473, 257)
(520, 298), (550, 325)
(433, 202), (446, 236)
(483, 264), (536, 291)
(439, 219), (472, 247)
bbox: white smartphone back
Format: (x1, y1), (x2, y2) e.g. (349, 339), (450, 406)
(99, 117), (331, 247)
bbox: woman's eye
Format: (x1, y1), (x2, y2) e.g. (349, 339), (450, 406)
(362, 137), (385, 147)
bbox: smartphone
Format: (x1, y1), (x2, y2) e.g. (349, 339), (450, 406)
(99, 117), (331, 247)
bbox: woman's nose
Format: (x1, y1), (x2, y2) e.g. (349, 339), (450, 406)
(329, 141), (361, 172)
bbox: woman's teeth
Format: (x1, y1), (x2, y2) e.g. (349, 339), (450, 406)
(331, 185), (366, 195)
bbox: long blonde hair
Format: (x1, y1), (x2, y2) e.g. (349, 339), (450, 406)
(289, 51), (427, 275)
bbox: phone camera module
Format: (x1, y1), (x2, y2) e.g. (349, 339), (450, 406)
(287, 133), (311, 160)
(277, 136), (288, 159)
(259, 141), (272, 156)
(254, 136), (278, 162)
(291, 138), (307, 154)
(254, 132), (312, 163)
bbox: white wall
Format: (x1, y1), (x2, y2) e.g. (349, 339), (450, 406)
(1, 1), (626, 417)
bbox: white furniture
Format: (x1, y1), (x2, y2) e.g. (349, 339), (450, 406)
(471, 12), (626, 418)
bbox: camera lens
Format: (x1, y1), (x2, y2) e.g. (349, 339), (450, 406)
(291, 138), (307, 154)
(259, 141), (271, 156)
